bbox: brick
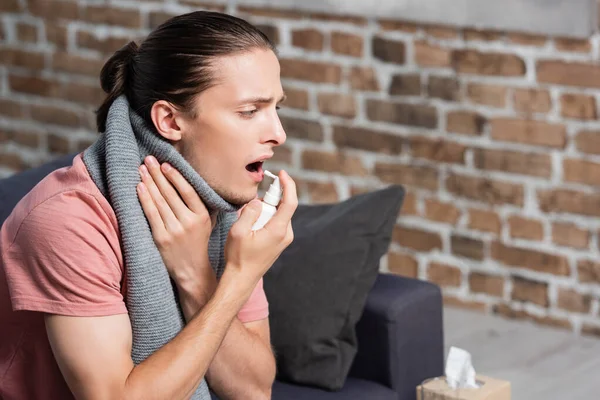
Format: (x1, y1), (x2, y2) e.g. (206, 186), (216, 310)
(333, 125), (403, 154)
(490, 118), (566, 148)
(366, 99), (437, 129)
(296, 179), (338, 204)
(393, 226), (443, 252)
(379, 20), (418, 33)
(560, 94), (597, 120)
(388, 252), (418, 278)
(446, 111), (485, 135)
(16, 22), (38, 43)
(372, 36), (405, 64)
(443, 296), (487, 312)
(508, 32), (547, 46)
(30, 104), (82, 127)
(280, 58), (342, 84)
(575, 130), (600, 155)
(52, 53), (103, 77)
(271, 146), (292, 165)
(469, 273), (504, 297)
(427, 262), (462, 287)
(463, 29), (504, 42)
(280, 117), (323, 142)
(537, 60), (600, 89)
(76, 31), (129, 54)
(474, 148), (552, 178)
(494, 304), (571, 330)
(414, 41), (451, 67)
(80, 5), (141, 28)
(467, 83), (507, 108)
(349, 67), (379, 91)
(424, 199), (460, 224)
(48, 133), (71, 154)
(0, 0), (20, 12)
(388, 74), (421, 96)
(292, 28), (324, 51)
(29, 0), (78, 20)
(451, 235), (485, 260)
(424, 25), (458, 39)
(558, 288), (592, 313)
(538, 189), (600, 217)
(375, 163), (438, 190)
(563, 158), (600, 187)
(301, 150), (367, 176)
(331, 31), (363, 57)
(0, 99), (26, 118)
(530, 315), (571, 330)
(582, 324), (600, 338)
(61, 82), (104, 106)
(507, 216), (544, 241)
(552, 222), (589, 249)
(468, 208), (501, 234)
(452, 50), (525, 76)
(9, 75), (61, 97)
(46, 23), (68, 50)
(447, 174), (524, 206)
(317, 93), (356, 118)
(428, 76), (459, 101)
(237, 6), (304, 19)
(0, 48), (45, 69)
(0, 152), (27, 171)
(255, 24), (279, 45)
(281, 87), (308, 110)
(513, 88), (552, 114)
(410, 137), (466, 164)
(148, 12), (178, 30)
(178, 1), (226, 12)
(0, 129), (40, 148)
(555, 37), (591, 53)
(511, 276), (549, 306)
(400, 191), (418, 216)
(491, 242), (570, 276)
(578, 260), (600, 284)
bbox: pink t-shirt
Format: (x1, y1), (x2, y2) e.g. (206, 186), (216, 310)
(0, 153), (268, 399)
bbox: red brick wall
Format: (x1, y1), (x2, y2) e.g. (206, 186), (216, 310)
(1, 1), (599, 337)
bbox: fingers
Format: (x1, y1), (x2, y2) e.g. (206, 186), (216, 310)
(143, 156), (193, 222)
(136, 182), (166, 235)
(232, 199), (262, 233)
(139, 163), (180, 231)
(160, 161), (207, 216)
(264, 170), (298, 232)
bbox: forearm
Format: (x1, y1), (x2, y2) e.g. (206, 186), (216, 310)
(123, 269), (251, 400)
(206, 317), (276, 400)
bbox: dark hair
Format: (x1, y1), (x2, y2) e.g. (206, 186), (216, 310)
(96, 11), (276, 132)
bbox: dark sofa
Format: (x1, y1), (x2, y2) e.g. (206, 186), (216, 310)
(0, 153), (444, 400)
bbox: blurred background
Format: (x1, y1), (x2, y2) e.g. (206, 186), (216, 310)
(1, 0), (599, 345)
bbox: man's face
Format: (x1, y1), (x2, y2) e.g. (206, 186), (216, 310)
(178, 48), (286, 206)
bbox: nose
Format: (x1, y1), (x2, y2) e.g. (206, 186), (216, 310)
(262, 111), (286, 146)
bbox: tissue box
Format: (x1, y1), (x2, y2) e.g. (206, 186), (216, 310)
(417, 375), (511, 400)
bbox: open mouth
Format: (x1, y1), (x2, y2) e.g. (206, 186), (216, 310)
(246, 161), (264, 173)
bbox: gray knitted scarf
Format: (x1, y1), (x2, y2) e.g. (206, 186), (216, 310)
(82, 95), (240, 399)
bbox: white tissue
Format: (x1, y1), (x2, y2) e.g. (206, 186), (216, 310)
(445, 346), (479, 390)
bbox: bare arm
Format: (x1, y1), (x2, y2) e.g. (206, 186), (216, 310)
(45, 267), (255, 400)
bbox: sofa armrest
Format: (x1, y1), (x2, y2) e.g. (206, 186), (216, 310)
(349, 273), (444, 400)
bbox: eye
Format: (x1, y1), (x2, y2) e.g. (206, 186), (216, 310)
(239, 109), (258, 118)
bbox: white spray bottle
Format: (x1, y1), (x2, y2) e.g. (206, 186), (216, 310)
(251, 170), (282, 231)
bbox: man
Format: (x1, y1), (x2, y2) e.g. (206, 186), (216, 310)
(0, 11), (295, 399)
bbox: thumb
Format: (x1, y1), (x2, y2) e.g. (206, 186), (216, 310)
(234, 199), (262, 232)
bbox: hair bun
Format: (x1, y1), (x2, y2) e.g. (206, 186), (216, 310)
(99, 41), (138, 94)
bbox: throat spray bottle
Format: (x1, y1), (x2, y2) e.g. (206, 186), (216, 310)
(251, 170), (282, 231)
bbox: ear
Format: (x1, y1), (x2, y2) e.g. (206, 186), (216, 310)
(150, 100), (184, 142)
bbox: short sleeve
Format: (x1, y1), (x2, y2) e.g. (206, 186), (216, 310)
(2, 190), (127, 317)
(237, 277), (269, 323)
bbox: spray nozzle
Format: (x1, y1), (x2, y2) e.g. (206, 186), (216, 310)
(263, 170), (282, 207)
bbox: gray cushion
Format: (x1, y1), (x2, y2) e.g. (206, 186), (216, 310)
(263, 185), (405, 391)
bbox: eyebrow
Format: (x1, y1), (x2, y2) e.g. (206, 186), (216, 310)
(238, 93), (287, 105)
